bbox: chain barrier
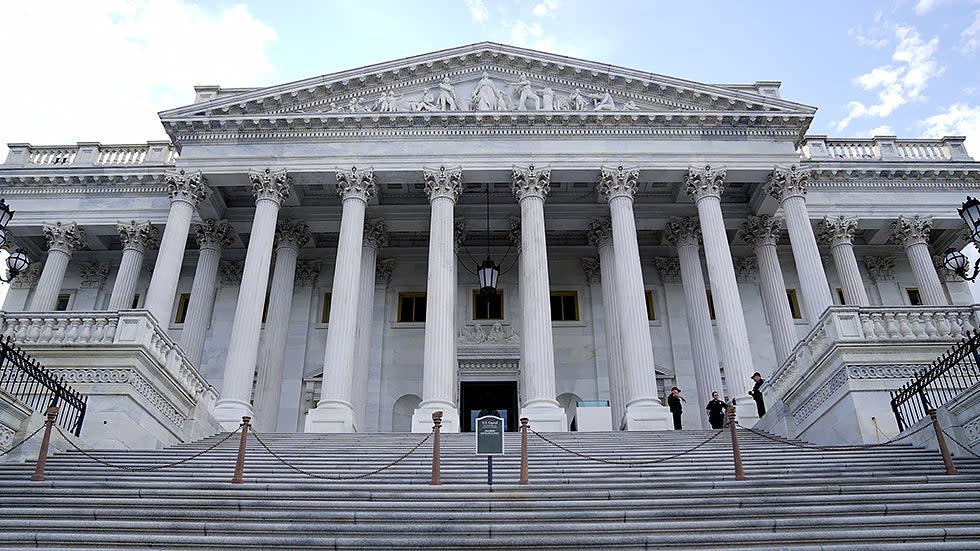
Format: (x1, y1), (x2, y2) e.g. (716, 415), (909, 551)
(529, 428), (726, 466)
(248, 429), (432, 480)
(0, 424), (46, 457)
(52, 425), (241, 472)
(734, 422), (933, 451)
(941, 429), (980, 460)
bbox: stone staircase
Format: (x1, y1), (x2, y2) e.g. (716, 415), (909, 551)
(1, 428), (980, 549)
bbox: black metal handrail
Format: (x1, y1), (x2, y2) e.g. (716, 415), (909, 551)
(890, 330), (980, 431)
(0, 336), (87, 436)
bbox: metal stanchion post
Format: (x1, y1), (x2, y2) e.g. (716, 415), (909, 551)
(430, 411), (442, 485)
(30, 406), (59, 482)
(519, 417), (529, 485)
(727, 405), (746, 481)
(928, 408), (959, 475)
(231, 416), (251, 484)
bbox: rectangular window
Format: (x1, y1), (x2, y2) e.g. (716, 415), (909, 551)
(321, 293), (332, 324)
(705, 290), (716, 320)
(786, 289), (803, 319)
(174, 293), (191, 324)
(398, 293), (427, 323)
(473, 290), (504, 320)
(550, 291), (579, 322)
(645, 290), (656, 321)
(907, 288), (923, 306)
(836, 288), (846, 305)
(130, 293), (141, 309)
(54, 293), (71, 312)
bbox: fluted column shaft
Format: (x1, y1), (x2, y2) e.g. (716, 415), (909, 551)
(214, 169), (290, 430)
(755, 243), (796, 362)
(181, 219), (232, 367)
(892, 215), (947, 306)
(590, 237), (626, 429)
(30, 222), (86, 312)
(108, 221), (158, 311)
(676, 243), (722, 426)
(308, 167), (376, 433)
(145, 170), (210, 325)
(832, 243), (869, 305)
(353, 242), (380, 430)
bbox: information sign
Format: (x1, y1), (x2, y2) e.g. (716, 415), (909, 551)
(475, 415), (504, 456)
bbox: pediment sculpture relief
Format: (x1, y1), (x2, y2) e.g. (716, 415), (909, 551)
(458, 322), (519, 345)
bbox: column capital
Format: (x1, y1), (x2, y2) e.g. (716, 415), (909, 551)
(165, 169), (211, 207)
(42, 222), (86, 254)
(597, 165), (639, 202)
(734, 256), (759, 283)
(274, 219), (311, 251)
(890, 215), (933, 248)
(249, 168), (292, 205)
(116, 220), (159, 253)
(512, 164), (551, 202)
(653, 256), (681, 283)
(864, 255), (896, 283)
(363, 218), (389, 250)
(78, 260), (111, 289)
(194, 219), (234, 251)
(766, 164), (810, 202)
(816, 215), (858, 247)
(737, 215), (782, 249)
(423, 166), (462, 203)
(336, 166), (377, 202)
(218, 259), (245, 286)
(376, 257), (397, 286)
(683, 165), (727, 202)
(453, 218), (467, 251)
(586, 217), (614, 249)
(664, 216), (702, 248)
(295, 260), (323, 286)
(581, 256), (601, 283)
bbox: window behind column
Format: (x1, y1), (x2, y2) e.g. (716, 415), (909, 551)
(705, 290), (716, 320)
(550, 291), (579, 322)
(786, 289), (803, 319)
(320, 293), (332, 323)
(173, 293), (191, 324)
(835, 288), (846, 305)
(473, 290), (503, 320)
(54, 293), (71, 311)
(130, 293), (141, 309)
(645, 290), (656, 321)
(906, 288), (922, 306)
(397, 292), (426, 323)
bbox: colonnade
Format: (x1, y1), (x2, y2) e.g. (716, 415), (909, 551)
(25, 163), (954, 433)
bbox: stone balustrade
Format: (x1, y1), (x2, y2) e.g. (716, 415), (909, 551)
(3, 141), (178, 167)
(800, 136), (973, 162)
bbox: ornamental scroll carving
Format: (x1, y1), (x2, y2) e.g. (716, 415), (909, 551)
(684, 165), (726, 202)
(816, 216), (858, 247)
(218, 260), (245, 286)
(249, 168), (291, 205)
(336, 166), (377, 202)
(423, 166), (462, 203)
(863, 256), (896, 282)
(274, 219), (311, 250)
(653, 257), (681, 283)
(294, 260), (322, 286)
(9, 263), (41, 289)
(890, 215), (933, 248)
(766, 165), (810, 202)
(165, 169), (211, 207)
(597, 165), (639, 202)
(376, 258), (396, 286)
(734, 256), (758, 283)
(581, 257), (601, 283)
(363, 219), (389, 250)
(117, 220), (159, 253)
(586, 218), (613, 249)
(78, 261), (111, 289)
(194, 219), (234, 251)
(512, 164), (551, 201)
(42, 222), (86, 254)
(737, 215), (782, 249)
(664, 217), (702, 248)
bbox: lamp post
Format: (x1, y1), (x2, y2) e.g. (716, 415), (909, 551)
(0, 199), (31, 283)
(943, 196), (980, 282)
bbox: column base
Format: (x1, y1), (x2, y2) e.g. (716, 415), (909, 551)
(305, 400), (356, 433)
(212, 399), (254, 432)
(625, 403), (672, 431)
(731, 397), (762, 428)
(411, 404), (460, 433)
(521, 403), (568, 432)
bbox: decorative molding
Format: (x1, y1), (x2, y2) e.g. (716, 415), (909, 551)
(507, 217), (522, 248)
(654, 257), (681, 284)
(792, 367), (848, 425)
(664, 216), (702, 249)
(218, 260), (245, 286)
(362, 218), (389, 250)
(164, 169), (211, 207)
(890, 215), (933, 248)
(734, 256), (758, 283)
(964, 416), (980, 445)
(274, 219), (311, 251)
(61, 368), (185, 428)
(453, 218), (467, 251)
(42, 221), (86, 254)
(458, 323), (519, 345)
(336, 166), (376, 202)
(78, 261), (111, 289)
(738, 215), (782, 249)
(597, 165), (639, 202)
(117, 220), (160, 253)
(376, 258), (396, 286)
(422, 166), (463, 203)
(0, 424), (15, 452)
(194, 219), (234, 251)
(863, 256), (896, 282)
(586, 217), (613, 249)
(766, 164), (810, 202)
(684, 165), (726, 202)
(581, 256), (601, 284)
(294, 260), (322, 286)
(9, 262), (41, 289)
(846, 365), (927, 380)
(512, 164), (551, 201)
(816, 215), (858, 247)
(249, 167), (291, 205)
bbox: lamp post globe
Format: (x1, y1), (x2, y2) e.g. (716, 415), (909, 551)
(944, 248), (969, 273)
(6, 248), (30, 277)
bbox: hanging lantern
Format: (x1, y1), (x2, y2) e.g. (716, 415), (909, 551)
(957, 196), (980, 242)
(478, 256), (500, 297)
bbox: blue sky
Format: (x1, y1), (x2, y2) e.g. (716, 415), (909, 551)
(0, 0), (978, 154)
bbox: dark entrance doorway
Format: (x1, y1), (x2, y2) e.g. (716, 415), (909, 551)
(459, 381), (519, 432)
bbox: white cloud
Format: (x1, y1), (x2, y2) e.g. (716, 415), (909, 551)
(510, 20), (544, 46)
(836, 26), (943, 131)
(960, 11), (980, 54)
(921, 103), (980, 158)
(0, 0), (277, 160)
(867, 125), (895, 136)
(915, 0), (949, 15)
(532, 0), (559, 17)
(466, 0), (489, 22)
(849, 25), (889, 49)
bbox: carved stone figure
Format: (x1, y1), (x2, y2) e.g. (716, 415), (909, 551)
(588, 91), (616, 111)
(437, 77), (458, 111)
(568, 89), (589, 111)
(373, 91), (403, 112)
(348, 98), (368, 112)
(409, 88), (437, 112)
(622, 100), (639, 111)
(513, 75), (540, 111)
(327, 102), (343, 113)
(471, 72), (506, 111)
(539, 87), (555, 110)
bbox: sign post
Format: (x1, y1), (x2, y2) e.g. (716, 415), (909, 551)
(475, 415), (504, 487)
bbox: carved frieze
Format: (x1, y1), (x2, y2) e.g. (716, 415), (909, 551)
(294, 260), (322, 286)
(42, 222), (86, 254)
(194, 219), (234, 251)
(458, 322), (519, 345)
(738, 215), (782, 249)
(336, 166), (377, 202)
(512, 164), (551, 201)
(165, 169), (211, 207)
(581, 256), (601, 283)
(423, 166), (463, 203)
(653, 257), (681, 284)
(117, 220), (159, 253)
(766, 165), (810, 202)
(78, 261), (111, 289)
(890, 215), (933, 248)
(274, 219), (311, 251)
(586, 218), (613, 249)
(664, 217), (702, 248)
(249, 168), (291, 205)
(816, 216), (858, 247)
(597, 165), (639, 202)
(684, 165), (726, 202)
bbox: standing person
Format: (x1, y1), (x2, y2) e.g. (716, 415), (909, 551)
(749, 372), (766, 418)
(705, 391), (728, 429)
(666, 387), (686, 430)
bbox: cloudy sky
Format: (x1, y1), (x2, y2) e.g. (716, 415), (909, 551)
(0, 0), (978, 157)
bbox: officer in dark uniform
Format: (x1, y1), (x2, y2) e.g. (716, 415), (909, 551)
(749, 372), (766, 418)
(666, 387), (685, 430)
(704, 391), (728, 429)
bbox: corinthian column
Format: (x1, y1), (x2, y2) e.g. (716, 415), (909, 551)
(253, 219), (310, 432)
(307, 167), (376, 433)
(354, 219), (388, 431)
(586, 220), (626, 430)
(766, 165), (833, 323)
(411, 166), (463, 433)
(738, 215), (797, 363)
(107, 220), (159, 311)
(145, 169), (211, 325)
(684, 166), (757, 422)
(891, 215), (947, 305)
(817, 216), (869, 306)
(213, 168), (291, 429)
(181, 219), (233, 367)
(664, 217), (722, 426)
(598, 166), (670, 430)
(512, 165), (566, 431)
(29, 222), (87, 311)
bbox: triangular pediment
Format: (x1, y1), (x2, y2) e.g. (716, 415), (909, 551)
(161, 42), (815, 119)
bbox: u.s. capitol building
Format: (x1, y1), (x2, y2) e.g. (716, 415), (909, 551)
(2, 43), (977, 451)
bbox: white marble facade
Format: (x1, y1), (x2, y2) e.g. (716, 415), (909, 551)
(1, 43), (977, 439)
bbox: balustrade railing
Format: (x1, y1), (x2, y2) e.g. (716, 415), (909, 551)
(97, 145), (148, 165)
(890, 330), (980, 431)
(5, 142), (177, 167)
(800, 136), (971, 162)
(0, 336), (87, 436)
(28, 147), (76, 165)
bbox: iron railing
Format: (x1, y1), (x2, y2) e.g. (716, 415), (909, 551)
(0, 336), (87, 436)
(890, 330), (980, 431)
